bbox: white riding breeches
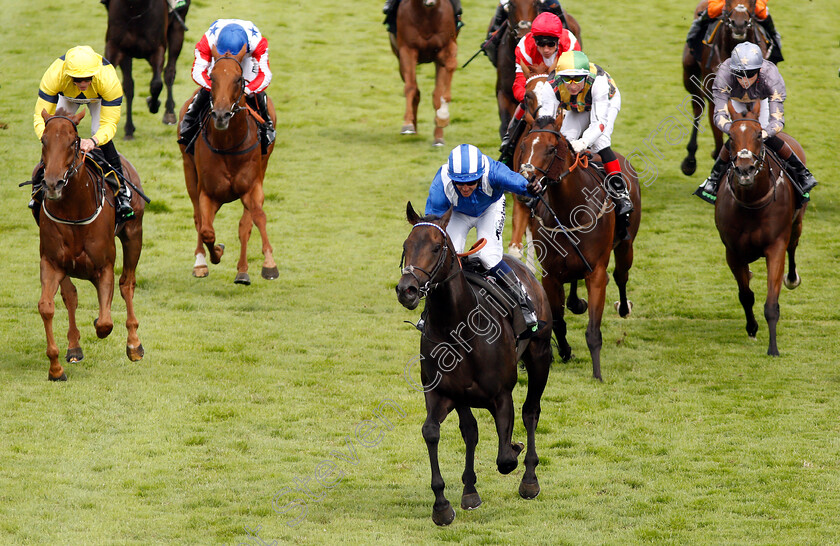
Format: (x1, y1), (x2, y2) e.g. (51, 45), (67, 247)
(447, 198), (506, 270)
(729, 98), (770, 131)
(56, 95), (102, 138)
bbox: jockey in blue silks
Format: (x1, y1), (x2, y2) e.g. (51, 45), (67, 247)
(424, 144), (543, 337)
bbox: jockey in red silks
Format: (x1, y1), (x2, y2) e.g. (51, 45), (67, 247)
(498, 12), (580, 165)
(178, 19), (275, 154)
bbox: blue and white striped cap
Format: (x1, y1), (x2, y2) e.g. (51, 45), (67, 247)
(447, 144), (485, 183)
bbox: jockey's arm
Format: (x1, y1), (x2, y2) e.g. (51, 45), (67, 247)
(761, 63), (786, 137)
(712, 63), (734, 133)
(487, 160), (530, 196)
(191, 35), (213, 90)
(245, 36), (271, 95)
(33, 58), (65, 139)
(90, 64), (123, 147)
(579, 77), (612, 147)
(425, 171), (452, 216)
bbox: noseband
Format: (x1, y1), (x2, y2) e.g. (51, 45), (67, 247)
(400, 222), (459, 298)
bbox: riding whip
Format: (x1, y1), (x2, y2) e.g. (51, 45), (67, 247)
(461, 20), (508, 69)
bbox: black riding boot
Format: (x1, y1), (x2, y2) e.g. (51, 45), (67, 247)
(758, 14), (784, 64)
(100, 140), (134, 224)
(605, 173), (633, 240)
(383, 0), (400, 34)
(254, 92), (275, 154)
(27, 163), (45, 224)
(499, 109), (526, 167)
(485, 3), (507, 67)
(490, 263), (539, 338)
(450, 0), (463, 31)
(693, 152), (729, 204)
(178, 87), (211, 154)
(785, 154), (818, 204)
(686, 10), (709, 61)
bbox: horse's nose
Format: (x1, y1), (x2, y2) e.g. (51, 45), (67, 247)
(396, 278), (420, 310)
(519, 164), (535, 177)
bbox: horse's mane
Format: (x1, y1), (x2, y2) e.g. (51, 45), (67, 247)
(534, 115), (557, 129)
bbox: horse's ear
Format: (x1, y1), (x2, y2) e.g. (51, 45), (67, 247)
(235, 44), (248, 62)
(727, 100), (739, 118)
(72, 110), (86, 124)
(554, 108), (564, 126)
(41, 109), (51, 122)
(439, 207), (453, 229)
(523, 90), (539, 119)
(406, 201), (420, 225)
(749, 99), (761, 118)
(211, 45), (219, 61)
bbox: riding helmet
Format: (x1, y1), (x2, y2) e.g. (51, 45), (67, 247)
(217, 24), (250, 55)
(448, 144), (486, 183)
(730, 42), (764, 72)
(531, 12), (564, 38)
(555, 50), (590, 76)
(64, 46), (103, 79)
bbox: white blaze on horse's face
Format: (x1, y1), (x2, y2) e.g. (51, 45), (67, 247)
(735, 147), (757, 186)
(423, 0), (437, 6)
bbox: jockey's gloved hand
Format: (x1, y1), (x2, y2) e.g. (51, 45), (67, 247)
(761, 129), (768, 140)
(527, 179), (544, 196)
(570, 139), (587, 154)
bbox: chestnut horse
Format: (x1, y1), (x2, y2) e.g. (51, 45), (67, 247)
(178, 47), (278, 284)
(396, 202), (553, 526)
(36, 109), (145, 381)
(389, 0), (457, 146)
(498, 1), (581, 261)
(681, 0), (767, 175)
(714, 101), (807, 356)
(104, 0), (191, 139)
(518, 91), (641, 381)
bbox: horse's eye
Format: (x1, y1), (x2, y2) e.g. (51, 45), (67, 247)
(433, 244), (441, 253)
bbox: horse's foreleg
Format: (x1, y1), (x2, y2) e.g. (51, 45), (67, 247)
(519, 337), (551, 500)
(726, 248), (757, 339)
(93, 267), (115, 340)
(39, 262), (65, 380)
(543, 275), (571, 361)
(398, 47), (420, 134)
(566, 279), (588, 314)
(613, 239), (635, 317)
(765, 242), (787, 357)
(422, 392), (455, 526)
(489, 392), (520, 475)
(59, 277), (83, 363)
(584, 265), (608, 381)
(120, 58), (136, 140)
(241, 186), (278, 281)
(432, 46), (457, 146)
(455, 406), (481, 510)
(198, 193), (225, 265)
(146, 46), (166, 115)
(118, 227), (144, 362)
(510, 199), (529, 255)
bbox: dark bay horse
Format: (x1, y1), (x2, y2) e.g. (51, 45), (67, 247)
(498, 1), (581, 261)
(37, 109), (145, 380)
(389, 0), (458, 146)
(518, 92), (641, 381)
(714, 101), (807, 356)
(178, 47), (278, 284)
(104, 0), (191, 139)
(681, 0), (767, 175)
(396, 202), (553, 525)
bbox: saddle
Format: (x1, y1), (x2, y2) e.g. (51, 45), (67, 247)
(461, 257), (530, 357)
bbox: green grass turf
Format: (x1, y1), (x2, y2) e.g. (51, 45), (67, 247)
(0, 0), (839, 543)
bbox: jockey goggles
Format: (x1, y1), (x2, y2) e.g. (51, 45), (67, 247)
(534, 36), (559, 48)
(452, 178), (480, 186)
(733, 68), (760, 80)
(560, 74), (587, 84)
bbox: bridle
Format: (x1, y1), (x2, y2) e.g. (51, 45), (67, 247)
(723, 3), (755, 38)
(42, 115), (84, 188)
(202, 55), (259, 155)
(521, 125), (589, 187)
(209, 56), (246, 116)
(399, 222), (460, 298)
(729, 118), (766, 178)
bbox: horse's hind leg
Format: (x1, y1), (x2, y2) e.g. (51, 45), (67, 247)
(120, 58), (136, 140)
(93, 266), (115, 340)
(726, 248), (758, 339)
(234, 208), (254, 285)
(59, 277), (83, 363)
(198, 194), (225, 265)
(241, 185), (278, 281)
(764, 242), (787, 357)
(681, 51), (703, 175)
(519, 337), (551, 500)
(613, 240), (635, 317)
(118, 225), (144, 362)
(455, 406), (481, 510)
(785, 208), (805, 289)
(398, 47), (420, 134)
(544, 276), (572, 361)
(39, 263), (65, 380)
(432, 45), (456, 146)
(422, 392), (456, 526)
(566, 279), (587, 315)
(490, 392), (521, 475)
(584, 265), (609, 381)
(146, 46), (166, 115)
(163, 22), (186, 125)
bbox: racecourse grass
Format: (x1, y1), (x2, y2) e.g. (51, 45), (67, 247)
(1, 0), (840, 544)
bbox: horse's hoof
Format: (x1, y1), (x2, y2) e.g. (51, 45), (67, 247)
(560, 347), (573, 362)
(681, 157), (697, 176)
(234, 272), (251, 285)
(432, 138), (445, 147)
(400, 124), (416, 135)
(146, 96), (161, 114)
(784, 272), (801, 290)
(126, 344), (144, 362)
(162, 112), (177, 125)
(193, 265), (209, 278)
(614, 300), (633, 318)
(519, 479), (540, 500)
(432, 503), (455, 526)
(261, 266), (279, 280)
(460, 492), (482, 510)
(568, 298), (587, 315)
(123, 134), (135, 141)
(48, 372), (67, 382)
(93, 318), (113, 339)
(65, 347), (84, 363)
(768, 347), (780, 357)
